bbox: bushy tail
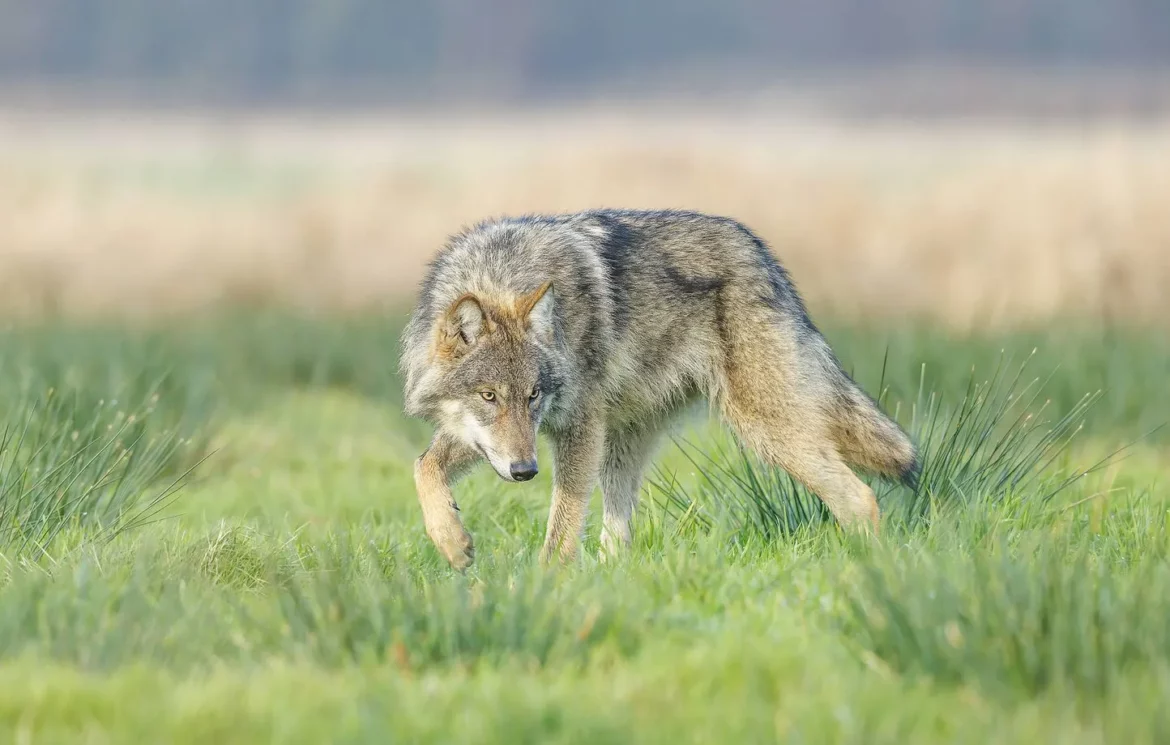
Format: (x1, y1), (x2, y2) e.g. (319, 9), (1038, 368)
(832, 383), (921, 490)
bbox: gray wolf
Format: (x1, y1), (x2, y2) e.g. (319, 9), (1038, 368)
(400, 209), (919, 570)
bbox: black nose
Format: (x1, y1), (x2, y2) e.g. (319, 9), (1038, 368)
(510, 461), (538, 482)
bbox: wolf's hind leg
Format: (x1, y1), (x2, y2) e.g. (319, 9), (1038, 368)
(723, 399), (880, 532)
(772, 445), (880, 532)
(600, 424), (662, 559)
(414, 436), (480, 570)
(716, 313), (881, 533)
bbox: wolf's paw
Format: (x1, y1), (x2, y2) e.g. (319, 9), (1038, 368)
(445, 531), (475, 571)
(429, 523), (475, 571)
(538, 541), (579, 569)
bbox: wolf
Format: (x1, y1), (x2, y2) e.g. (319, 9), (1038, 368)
(400, 209), (919, 570)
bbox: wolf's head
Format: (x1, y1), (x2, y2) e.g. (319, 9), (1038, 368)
(425, 282), (560, 482)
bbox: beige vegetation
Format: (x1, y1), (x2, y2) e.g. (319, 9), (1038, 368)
(1, 109), (1168, 327)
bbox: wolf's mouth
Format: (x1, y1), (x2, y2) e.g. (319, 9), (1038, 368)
(474, 443), (515, 482)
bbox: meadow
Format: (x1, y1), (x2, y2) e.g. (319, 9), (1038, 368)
(0, 112), (1168, 743)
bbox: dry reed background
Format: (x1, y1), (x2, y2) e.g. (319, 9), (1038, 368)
(1, 109), (1168, 327)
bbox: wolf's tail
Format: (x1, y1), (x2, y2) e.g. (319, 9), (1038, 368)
(830, 381), (921, 490)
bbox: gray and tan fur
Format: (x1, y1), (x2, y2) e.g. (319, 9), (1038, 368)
(401, 209), (919, 569)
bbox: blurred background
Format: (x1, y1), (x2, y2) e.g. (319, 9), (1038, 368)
(1, 0), (1168, 327)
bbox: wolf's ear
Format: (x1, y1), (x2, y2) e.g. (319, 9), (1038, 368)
(440, 293), (490, 355)
(518, 281), (555, 341)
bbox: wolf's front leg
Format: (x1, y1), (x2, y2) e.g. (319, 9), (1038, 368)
(414, 436), (479, 571)
(541, 415), (605, 565)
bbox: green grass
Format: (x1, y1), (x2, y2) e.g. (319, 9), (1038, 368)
(0, 313), (1167, 743)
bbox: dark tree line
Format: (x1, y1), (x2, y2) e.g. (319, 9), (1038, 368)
(0, 0), (1166, 103)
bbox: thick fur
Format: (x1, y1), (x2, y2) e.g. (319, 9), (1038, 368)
(400, 209), (919, 569)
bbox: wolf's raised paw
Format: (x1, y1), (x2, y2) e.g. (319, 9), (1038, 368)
(441, 531), (475, 571)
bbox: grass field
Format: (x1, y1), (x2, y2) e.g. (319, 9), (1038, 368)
(0, 312), (1167, 743)
(1, 112), (1169, 742)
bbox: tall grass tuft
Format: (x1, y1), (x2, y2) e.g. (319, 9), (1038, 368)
(0, 387), (201, 559)
(896, 350), (1105, 521)
(649, 352), (1116, 540)
(648, 439), (831, 542)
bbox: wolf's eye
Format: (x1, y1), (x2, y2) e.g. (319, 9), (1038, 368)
(529, 388), (540, 401)
(480, 390), (497, 402)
